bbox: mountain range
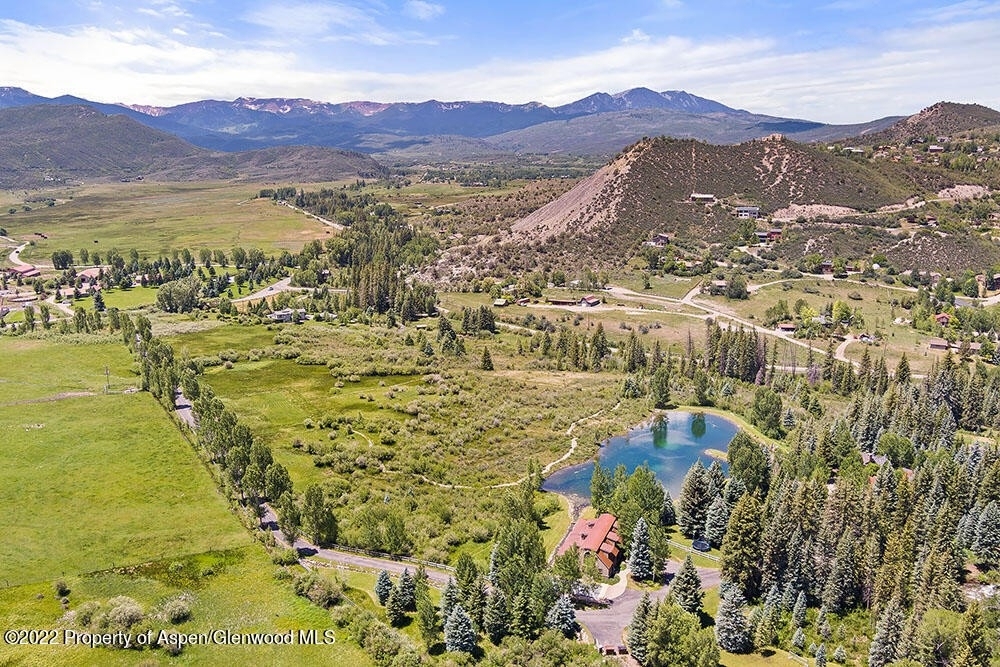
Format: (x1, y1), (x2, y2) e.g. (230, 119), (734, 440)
(0, 86), (903, 159)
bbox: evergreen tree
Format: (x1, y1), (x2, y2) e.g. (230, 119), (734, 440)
(816, 643), (827, 667)
(973, 500), (1000, 566)
(833, 646), (847, 663)
(481, 346), (494, 371)
(792, 590), (808, 628)
(483, 589), (510, 645)
(416, 591), (440, 647)
(678, 461), (712, 538)
(868, 598), (905, 667)
(715, 585), (752, 654)
(397, 568), (416, 611)
(962, 601), (991, 667)
(754, 599), (779, 649)
(704, 495), (730, 548)
(385, 583), (405, 626)
(721, 494), (763, 600)
(509, 590), (534, 639)
(630, 517), (655, 581)
(671, 555), (704, 614)
(441, 577), (458, 622)
(545, 594), (579, 638)
(660, 491), (677, 526)
(792, 627), (806, 650)
(628, 593), (652, 665)
(444, 604), (477, 654)
(375, 570), (393, 606)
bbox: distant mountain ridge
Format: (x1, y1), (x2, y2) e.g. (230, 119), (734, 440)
(0, 85), (900, 156)
(0, 104), (386, 188)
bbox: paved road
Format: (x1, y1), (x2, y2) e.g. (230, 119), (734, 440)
(577, 559), (721, 649)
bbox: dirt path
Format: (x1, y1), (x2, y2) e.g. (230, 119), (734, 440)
(260, 504), (453, 586)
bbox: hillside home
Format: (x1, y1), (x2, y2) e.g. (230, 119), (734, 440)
(928, 337), (949, 350)
(928, 145), (946, 153)
(690, 193), (716, 203)
(734, 206), (760, 219)
(706, 280), (729, 296)
(493, 298), (508, 307)
(647, 233), (672, 247)
(767, 228), (783, 241)
(580, 295), (601, 307)
(557, 513), (623, 578)
(754, 231), (769, 244)
(777, 322), (798, 333)
(934, 312), (952, 326)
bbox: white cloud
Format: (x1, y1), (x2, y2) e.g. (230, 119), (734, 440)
(404, 1), (444, 21)
(622, 29), (650, 44)
(1, 9), (999, 123)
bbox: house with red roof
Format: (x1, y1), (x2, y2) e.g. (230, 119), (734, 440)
(557, 513), (623, 578)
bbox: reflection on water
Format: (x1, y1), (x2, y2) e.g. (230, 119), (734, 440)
(542, 411), (739, 500)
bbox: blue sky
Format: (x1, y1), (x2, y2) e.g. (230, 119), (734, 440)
(1, 0), (998, 123)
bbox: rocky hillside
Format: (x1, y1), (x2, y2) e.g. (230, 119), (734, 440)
(0, 104), (386, 188)
(431, 133), (994, 278)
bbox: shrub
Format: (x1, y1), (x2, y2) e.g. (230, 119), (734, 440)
(53, 579), (70, 597)
(107, 596), (144, 629)
(162, 596), (192, 624)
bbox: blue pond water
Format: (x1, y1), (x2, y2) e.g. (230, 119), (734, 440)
(542, 411), (739, 500)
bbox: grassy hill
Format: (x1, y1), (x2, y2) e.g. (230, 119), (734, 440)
(0, 104), (386, 188)
(854, 101), (1000, 145)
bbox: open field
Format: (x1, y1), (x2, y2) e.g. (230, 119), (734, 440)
(0, 339), (249, 586)
(0, 546), (370, 666)
(0, 335), (374, 664)
(3, 182), (337, 263)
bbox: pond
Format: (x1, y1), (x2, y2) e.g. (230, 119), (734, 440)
(542, 411), (739, 501)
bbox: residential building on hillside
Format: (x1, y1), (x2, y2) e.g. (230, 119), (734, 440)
(557, 513), (623, 577)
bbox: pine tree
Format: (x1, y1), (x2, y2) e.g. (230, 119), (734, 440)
(397, 568), (416, 612)
(660, 491), (677, 526)
(715, 585), (752, 654)
(671, 555), (704, 614)
(704, 495), (730, 548)
(444, 604), (477, 654)
(792, 590), (808, 628)
(650, 364), (671, 409)
(630, 516), (654, 581)
(375, 570), (393, 606)
(868, 598), (904, 667)
(385, 583), (405, 626)
(962, 601), (991, 667)
(441, 577), (458, 622)
(973, 500), (1000, 566)
(678, 460), (711, 538)
(483, 589), (509, 645)
(721, 494), (763, 601)
(416, 591), (440, 647)
(481, 346), (494, 371)
(754, 600), (779, 649)
(816, 643), (827, 667)
(833, 646), (847, 663)
(545, 594), (579, 638)
(509, 590), (534, 639)
(628, 593), (652, 665)
(792, 627), (806, 650)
